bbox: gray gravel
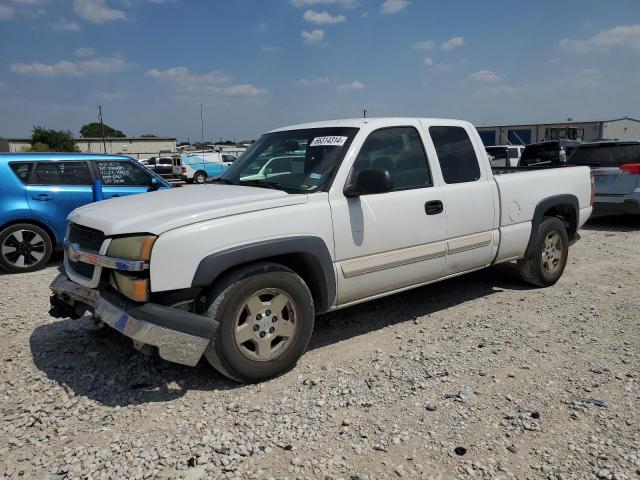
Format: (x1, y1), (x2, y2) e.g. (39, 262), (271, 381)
(1, 216), (639, 479)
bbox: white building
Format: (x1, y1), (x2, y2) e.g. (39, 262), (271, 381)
(475, 117), (640, 146)
(5, 137), (177, 159)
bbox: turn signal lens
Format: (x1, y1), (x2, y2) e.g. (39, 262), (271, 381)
(110, 271), (149, 302)
(107, 235), (156, 261)
(619, 163), (640, 175)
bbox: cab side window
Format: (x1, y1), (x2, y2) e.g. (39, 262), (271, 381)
(31, 161), (92, 185)
(350, 127), (432, 191)
(429, 126), (481, 184)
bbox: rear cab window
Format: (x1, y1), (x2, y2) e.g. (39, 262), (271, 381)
(31, 161), (92, 185)
(94, 160), (152, 185)
(9, 162), (33, 184)
(429, 126), (481, 184)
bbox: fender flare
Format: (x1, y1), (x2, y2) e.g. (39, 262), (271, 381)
(191, 236), (336, 313)
(525, 194), (579, 255)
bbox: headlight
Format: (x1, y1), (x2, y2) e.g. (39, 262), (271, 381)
(110, 271), (149, 302)
(107, 235), (156, 261)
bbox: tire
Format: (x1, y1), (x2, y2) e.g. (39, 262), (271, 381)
(203, 262), (315, 383)
(193, 171), (207, 184)
(517, 216), (569, 287)
(0, 223), (53, 273)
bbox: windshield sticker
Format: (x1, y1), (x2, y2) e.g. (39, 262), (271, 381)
(310, 136), (348, 147)
(309, 172), (322, 180)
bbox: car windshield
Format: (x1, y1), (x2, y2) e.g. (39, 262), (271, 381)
(568, 144), (640, 167)
(486, 147), (508, 160)
(219, 127), (358, 193)
(520, 143), (560, 166)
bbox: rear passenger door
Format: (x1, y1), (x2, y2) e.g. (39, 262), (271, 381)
(26, 161), (94, 237)
(92, 159), (155, 198)
(331, 124), (447, 305)
(425, 124), (497, 275)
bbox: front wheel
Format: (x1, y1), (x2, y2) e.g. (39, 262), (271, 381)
(203, 262), (315, 383)
(517, 216), (569, 287)
(193, 171), (207, 184)
(0, 223), (53, 273)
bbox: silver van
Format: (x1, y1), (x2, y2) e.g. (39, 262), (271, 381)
(567, 141), (640, 216)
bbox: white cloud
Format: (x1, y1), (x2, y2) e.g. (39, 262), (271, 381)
(10, 55), (126, 76)
(469, 69), (502, 82)
(301, 29), (324, 44)
(73, 0), (126, 23)
(423, 57), (433, 66)
(380, 0), (409, 14)
(146, 66), (268, 97)
(559, 24), (640, 54)
(295, 76), (330, 86)
(441, 36), (464, 50)
(337, 80), (364, 91)
(289, 0), (357, 7)
(75, 47), (95, 57)
(0, 4), (16, 19)
(49, 18), (81, 31)
(414, 40), (435, 51)
(303, 9), (345, 24)
(260, 45), (282, 53)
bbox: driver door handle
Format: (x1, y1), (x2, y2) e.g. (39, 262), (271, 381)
(32, 194), (52, 201)
(425, 200), (443, 215)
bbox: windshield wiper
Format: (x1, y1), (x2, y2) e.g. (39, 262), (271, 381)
(237, 179), (285, 190)
(209, 177), (235, 185)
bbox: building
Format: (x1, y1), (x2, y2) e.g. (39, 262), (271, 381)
(5, 137), (177, 159)
(475, 117), (640, 146)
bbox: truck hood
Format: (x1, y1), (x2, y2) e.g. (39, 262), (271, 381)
(68, 185), (308, 236)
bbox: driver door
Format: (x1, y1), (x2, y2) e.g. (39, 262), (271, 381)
(330, 124), (447, 305)
(91, 159), (155, 199)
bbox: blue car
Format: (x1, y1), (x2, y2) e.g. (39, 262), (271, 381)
(0, 153), (170, 273)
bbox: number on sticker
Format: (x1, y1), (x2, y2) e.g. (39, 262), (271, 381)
(310, 136), (348, 147)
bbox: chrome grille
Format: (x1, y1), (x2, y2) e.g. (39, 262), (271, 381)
(68, 223), (105, 252)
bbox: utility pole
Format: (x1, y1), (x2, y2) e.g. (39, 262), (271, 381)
(200, 104), (204, 145)
(98, 105), (107, 154)
(363, 108), (367, 118)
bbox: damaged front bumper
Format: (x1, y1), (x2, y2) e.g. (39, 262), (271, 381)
(49, 273), (217, 366)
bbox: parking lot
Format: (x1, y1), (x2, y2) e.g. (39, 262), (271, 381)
(0, 216), (638, 479)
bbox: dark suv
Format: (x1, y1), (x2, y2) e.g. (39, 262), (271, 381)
(567, 141), (640, 216)
(519, 140), (581, 167)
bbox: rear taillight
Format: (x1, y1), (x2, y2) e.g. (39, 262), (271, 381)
(590, 172), (595, 206)
(619, 163), (640, 175)
(181, 166), (187, 173)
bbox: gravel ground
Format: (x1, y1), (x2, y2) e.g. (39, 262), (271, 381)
(1, 216), (639, 480)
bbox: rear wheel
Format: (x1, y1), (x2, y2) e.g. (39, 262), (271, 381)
(203, 262), (315, 383)
(517, 216), (569, 287)
(0, 223), (53, 273)
(193, 171), (207, 184)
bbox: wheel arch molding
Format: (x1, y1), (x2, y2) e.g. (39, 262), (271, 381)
(526, 194), (579, 255)
(191, 236), (336, 313)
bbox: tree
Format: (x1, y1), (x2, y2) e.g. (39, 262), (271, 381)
(29, 126), (79, 152)
(140, 133), (157, 138)
(79, 122), (125, 138)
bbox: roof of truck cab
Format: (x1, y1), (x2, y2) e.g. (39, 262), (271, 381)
(0, 153), (135, 162)
(268, 117), (469, 132)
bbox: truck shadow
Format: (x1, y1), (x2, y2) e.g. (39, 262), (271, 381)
(29, 263), (530, 407)
(583, 214), (640, 232)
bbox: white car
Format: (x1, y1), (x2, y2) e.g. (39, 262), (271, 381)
(50, 117), (593, 383)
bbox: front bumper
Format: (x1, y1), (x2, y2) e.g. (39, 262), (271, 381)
(49, 273), (216, 366)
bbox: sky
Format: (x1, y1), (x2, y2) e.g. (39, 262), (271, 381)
(1, 0), (639, 142)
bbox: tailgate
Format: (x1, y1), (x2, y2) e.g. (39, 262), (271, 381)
(591, 167), (638, 195)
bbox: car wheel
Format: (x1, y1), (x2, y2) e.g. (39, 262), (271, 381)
(203, 262), (315, 383)
(0, 223), (53, 273)
(194, 171), (207, 184)
(517, 216), (569, 287)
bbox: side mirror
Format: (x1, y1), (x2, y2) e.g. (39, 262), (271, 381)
(344, 168), (393, 197)
(147, 177), (160, 191)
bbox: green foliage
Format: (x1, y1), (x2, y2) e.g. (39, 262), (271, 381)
(80, 122), (125, 138)
(140, 133), (157, 138)
(30, 126), (79, 152)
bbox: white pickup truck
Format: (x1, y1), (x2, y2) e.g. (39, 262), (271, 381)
(49, 118), (593, 383)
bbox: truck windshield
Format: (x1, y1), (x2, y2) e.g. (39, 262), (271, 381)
(568, 144), (640, 167)
(219, 127), (359, 193)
